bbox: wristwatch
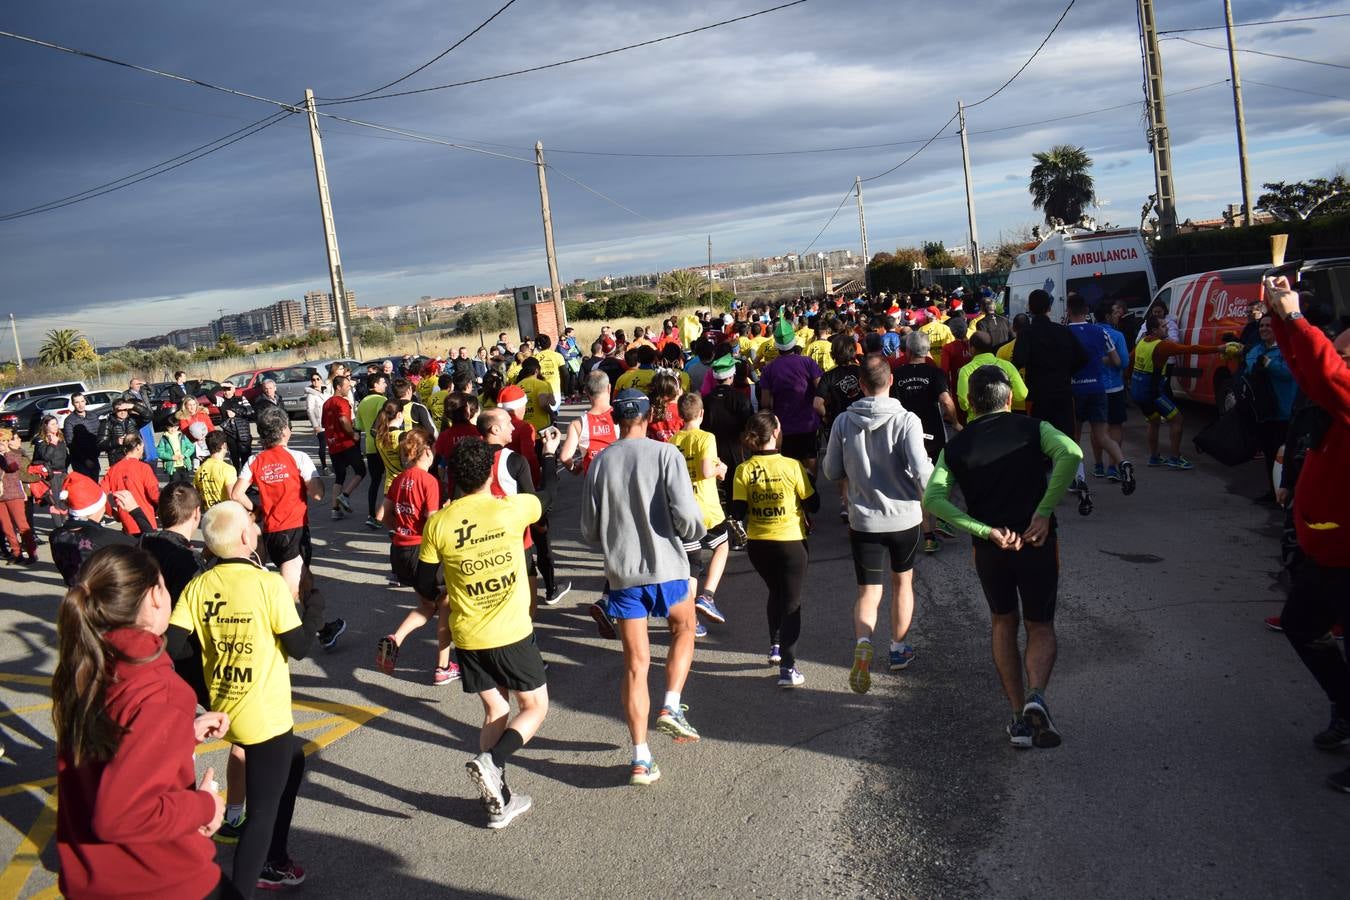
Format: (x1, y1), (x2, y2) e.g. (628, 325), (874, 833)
(1287, 311), (1304, 322)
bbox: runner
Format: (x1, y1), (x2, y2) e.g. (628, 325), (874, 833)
(1094, 301), (1132, 479)
(1012, 289), (1088, 439)
(195, 431), (238, 509)
(1130, 317), (1240, 469)
(514, 357), (555, 431)
(733, 411), (819, 687)
(375, 428), (460, 685)
(922, 365), (1083, 749)
(53, 545), (230, 900)
(322, 374), (366, 520)
(416, 433), (562, 827)
(645, 373), (684, 443)
(813, 334), (864, 524)
(822, 355), (931, 693)
(432, 392), (481, 499)
(1066, 293), (1135, 498)
(167, 500), (325, 892)
(891, 332), (961, 552)
(371, 400), (407, 500)
(100, 433), (160, 536)
(671, 392), (731, 631)
(580, 389), (706, 784)
(758, 310), (824, 476)
(356, 373), (390, 526)
(558, 371), (615, 477)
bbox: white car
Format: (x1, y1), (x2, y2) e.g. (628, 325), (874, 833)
(35, 390), (120, 428)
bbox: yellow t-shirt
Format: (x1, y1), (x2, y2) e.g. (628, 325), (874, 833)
(519, 377), (554, 431)
(419, 492), (542, 650)
(614, 368), (657, 394)
(377, 434), (404, 490)
(995, 340), (1027, 410)
(170, 562), (301, 745)
(733, 452), (813, 541)
(417, 375), (437, 405)
(535, 351), (563, 399)
(796, 326), (813, 347)
(748, 335), (771, 362)
(920, 319), (954, 356)
(429, 389), (450, 427)
(194, 457), (237, 508)
(805, 339), (835, 373)
(757, 342), (780, 369)
(671, 428), (725, 528)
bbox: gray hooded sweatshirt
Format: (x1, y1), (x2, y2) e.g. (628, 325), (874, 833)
(821, 394), (933, 532)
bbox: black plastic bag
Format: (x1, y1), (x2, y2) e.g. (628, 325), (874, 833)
(1193, 408), (1259, 466)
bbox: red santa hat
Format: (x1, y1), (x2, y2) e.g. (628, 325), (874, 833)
(61, 471), (107, 519)
(497, 385), (527, 410)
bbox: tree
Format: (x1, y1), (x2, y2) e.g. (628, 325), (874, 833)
(923, 241), (957, 269)
(659, 269), (707, 305)
(1256, 175), (1350, 221)
(1029, 145), (1096, 226)
(38, 328), (86, 366)
(71, 337), (98, 363)
(216, 334), (241, 357)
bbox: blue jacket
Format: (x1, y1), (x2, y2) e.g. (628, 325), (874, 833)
(1244, 341), (1296, 420)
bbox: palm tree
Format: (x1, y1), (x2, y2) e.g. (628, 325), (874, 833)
(660, 269), (707, 305)
(38, 328), (85, 366)
(1029, 145), (1096, 226)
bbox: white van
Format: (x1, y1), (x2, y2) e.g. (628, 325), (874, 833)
(1005, 228), (1156, 319)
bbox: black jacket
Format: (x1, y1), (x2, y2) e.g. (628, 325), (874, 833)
(49, 513), (150, 586)
(219, 396), (253, 445)
(976, 313), (1014, 349)
(1012, 315), (1089, 403)
(63, 411), (102, 474)
(138, 529), (209, 705)
(97, 414), (143, 466)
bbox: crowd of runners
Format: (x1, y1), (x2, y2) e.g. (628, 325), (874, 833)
(7, 274), (1346, 896)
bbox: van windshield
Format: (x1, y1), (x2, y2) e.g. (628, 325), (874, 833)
(1299, 264), (1350, 334)
(1066, 271), (1152, 315)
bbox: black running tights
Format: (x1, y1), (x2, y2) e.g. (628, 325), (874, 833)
(366, 452), (385, 515)
(232, 730), (306, 896)
(747, 539), (808, 668)
(531, 519), (556, 594)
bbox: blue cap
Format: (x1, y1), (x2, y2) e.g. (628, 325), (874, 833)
(612, 388), (651, 419)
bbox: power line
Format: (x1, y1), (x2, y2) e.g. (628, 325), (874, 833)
(317, 0), (813, 106)
(317, 0), (521, 102)
(544, 164), (659, 224)
(1243, 79), (1350, 102)
(801, 188), (856, 256)
(1158, 13), (1350, 35)
(1164, 35), (1350, 70)
(317, 113), (537, 165)
(966, 0), (1076, 109)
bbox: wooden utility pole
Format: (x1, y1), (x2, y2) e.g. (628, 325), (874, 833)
(854, 176), (870, 282)
(535, 142), (566, 333)
(9, 313), (22, 369)
(1223, 0), (1253, 226)
(957, 101), (983, 274)
(303, 89), (353, 357)
(707, 236), (714, 304)
(1137, 0), (1178, 237)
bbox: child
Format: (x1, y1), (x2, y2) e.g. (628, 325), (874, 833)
(670, 393), (731, 632)
(731, 412), (819, 688)
(375, 428), (461, 685)
(645, 372), (683, 442)
(157, 419), (196, 483)
(53, 545), (229, 898)
(194, 430), (237, 508)
(100, 433), (160, 536)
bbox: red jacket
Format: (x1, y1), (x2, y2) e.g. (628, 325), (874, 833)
(505, 411), (542, 486)
(57, 628), (218, 900)
(1271, 314), (1349, 567)
(101, 457), (160, 535)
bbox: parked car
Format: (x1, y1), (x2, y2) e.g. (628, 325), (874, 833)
(267, 365), (325, 419)
(0, 379), (89, 411)
(306, 358), (363, 379)
(148, 381), (223, 431)
(0, 393), (102, 440)
(222, 369), (272, 403)
(20, 390), (120, 429)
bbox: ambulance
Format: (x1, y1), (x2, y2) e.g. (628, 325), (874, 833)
(1004, 227), (1156, 319)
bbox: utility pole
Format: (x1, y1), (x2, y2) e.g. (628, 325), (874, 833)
(535, 142), (566, 334)
(854, 176), (871, 289)
(957, 101), (983, 275)
(9, 313), (22, 369)
(1137, 0), (1178, 238)
(1223, 0), (1253, 226)
(707, 235), (714, 305)
(304, 89), (353, 357)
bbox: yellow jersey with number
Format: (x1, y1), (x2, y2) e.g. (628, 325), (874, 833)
(671, 429), (724, 527)
(733, 452), (813, 541)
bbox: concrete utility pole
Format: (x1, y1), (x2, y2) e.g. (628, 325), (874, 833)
(9, 313), (22, 369)
(957, 101), (983, 275)
(303, 89), (353, 357)
(707, 235), (714, 304)
(854, 176), (870, 287)
(1223, 0), (1254, 226)
(1137, 0), (1179, 238)
(535, 142), (566, 333)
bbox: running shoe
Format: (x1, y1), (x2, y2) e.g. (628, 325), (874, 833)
(318, 618), (346, 650)
(364, 516), (381, 530)
(336, 492), (352, 513)
(330, 509), (344, 521)
(695, 594), (726, 623)
(777, 666), (805, 688)
(888, 644), (915, 671)
(544, 581), (572, 606)
(726, 517), (748, 548)
(257, 859), (306, 890)
(1022, 692), (1062, 748)
(213, 815), (245, 845)
(1313, 708), (1350, 752)
(1069, 477), (1087, 496)
(1077, 490), (1093, 516)
(433, 663), (461, 685)
(694, 622), (708, 638)
(629, 760), (661, 786)
(923, 537), (940, 554)
(1007, 717), (1034, 749)
(849, 641), (873, 694)
(466, 752), (506, 814)
(768, 643), (782, 665)
(375, 636), (399, 675)
(934, 520), (957, 539)
(1327, 767), (1350, 794)
(1264, 615), (1283, 632)
(655, 705), (700, 742)
(386, 573), (402, 587)
(1165, 456), (1194, 470)
(1147, 455), (1166, 468)
(588, 599), (617, 640)
(838, 509), (849, 523)
(1090, 463), (1106, 479)
(1118, 460), (1137, 496)
(487, 792), (532, 829)
(1106, 466), (1120, 481)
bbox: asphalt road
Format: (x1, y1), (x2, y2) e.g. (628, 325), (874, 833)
(1, 409), (1345, 898)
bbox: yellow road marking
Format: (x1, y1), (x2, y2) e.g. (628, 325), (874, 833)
(0, 778), (57, 800)
(0, 674), (50, 686)
(0, 702), (52, 720)
(0, 788), (58, 899)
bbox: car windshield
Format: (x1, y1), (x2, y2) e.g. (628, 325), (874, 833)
(37, 396), (69, 410)
(225, 373), (252, 386)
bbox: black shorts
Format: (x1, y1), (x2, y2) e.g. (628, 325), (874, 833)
(780, 431), (817, 462)
(973, 535), (1058, 622)
(1106, 391), (1128, 426)
(1032, 396), (1076, 438)
(332, 446), (366, 482)
(849, 526), (921, 585)
(524, 546), (537, 577)
(389, 543), (444, 597)
(264, 525), (311, 566)
(455, 635), (547, 694)
(683, 520), (729, 555)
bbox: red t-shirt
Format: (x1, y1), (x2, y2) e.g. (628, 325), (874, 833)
(242, 445), (314, 533)
(385, 466), (440, 547)
(506, 413), (541, 485)
(321, 395), (357, 454)
(101, 457), (160, 535)
(647, 402), (683, 443)
(433, 422), (479, 497)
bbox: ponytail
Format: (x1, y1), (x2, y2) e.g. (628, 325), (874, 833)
(51, 546), (163, 765)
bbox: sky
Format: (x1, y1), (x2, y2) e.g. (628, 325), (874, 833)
(2, 0), (1348, 350)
